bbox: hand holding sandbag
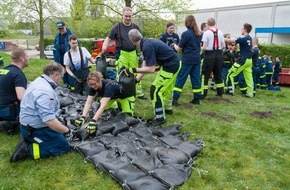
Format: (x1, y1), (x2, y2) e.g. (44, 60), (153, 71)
(75, 116), (85, 127)
(87, 120), (97, 134)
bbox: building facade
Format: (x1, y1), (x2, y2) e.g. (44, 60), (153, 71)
(176, 1), (290, 44)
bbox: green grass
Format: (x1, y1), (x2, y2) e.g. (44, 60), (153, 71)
(1, 52), (290, 190)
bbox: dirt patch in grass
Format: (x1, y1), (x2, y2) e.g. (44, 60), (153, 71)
(207, 96), (233, 103)
(281, 106), (290, 110)
(250, 111), (272, 119)
(201, 111), (235, 121)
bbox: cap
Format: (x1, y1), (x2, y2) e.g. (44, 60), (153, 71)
(56, 21), (65, 29)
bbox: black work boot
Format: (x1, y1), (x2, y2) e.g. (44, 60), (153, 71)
(189, 99), (200, 105)
(0, 121), (19, 135)
(10, 137), (30, 162)
(172, 99), (179, 106)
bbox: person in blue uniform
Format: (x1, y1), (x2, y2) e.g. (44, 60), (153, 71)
(251, 37), (260, 96)
(10, 62), (70, 162)
(53, 21), (74, 88)
(171, 15), (202, 105)
(0, 55), (4, 67)
(259, 55), (267, 89)
(265, 55), (273, 86)
(159, 22), (180, 50)
(74, 71), (135, 133)
(225, 23), (254, 97)
(0, 47), (28, 134)
(125, 29), (181, 126)
(273, 56), (282, 85)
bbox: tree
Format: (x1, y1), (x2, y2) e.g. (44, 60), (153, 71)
(70, 0), (193, 38)
(0, 0), (70, 58)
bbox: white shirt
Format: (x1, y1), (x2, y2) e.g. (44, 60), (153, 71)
(64, 47), (91, 70)
(202, 27), (225, 50)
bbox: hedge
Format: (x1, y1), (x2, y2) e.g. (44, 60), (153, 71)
(259, 44), (290, 67)
(45, 37), (290, 68)
(44, 38), (92, 56)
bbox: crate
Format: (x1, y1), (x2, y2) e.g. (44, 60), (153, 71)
(279, 68), (290, 84)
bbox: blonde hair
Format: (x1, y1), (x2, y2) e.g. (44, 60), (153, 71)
(87, 71), (103, 83)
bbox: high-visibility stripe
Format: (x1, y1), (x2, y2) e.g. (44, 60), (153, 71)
(192, 89), (202, 93)
(32, 143), (40, 160)
(173, 87), (182, 92)
(215, 83), (224, 88)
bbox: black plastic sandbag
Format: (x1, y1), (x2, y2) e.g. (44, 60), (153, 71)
(89, 150), (120, 172)
(74, 139), (106, 159)
(118, 69), (136, 96)
(96, 56), (107, 79)
(110, 164), (147, 185)
(151, 163), (192, 188)
(98, 156), (131, 174)
(125, 175), (170, 190)
(151, 124), (182, 137)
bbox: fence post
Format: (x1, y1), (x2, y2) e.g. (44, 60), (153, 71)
(26, 39), (29, 50)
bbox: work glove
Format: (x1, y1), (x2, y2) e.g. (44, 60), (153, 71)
(74, 116), (86, 127)
(124, 68), (137, 76)
(72, 75), (83, 83)
(64, 129), (71, 141)
(169, 43), (176, 50)
(86, 119), (97, 135)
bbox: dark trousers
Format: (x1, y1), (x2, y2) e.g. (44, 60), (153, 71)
(202, 50), (224, 96)
(20, 126), (70, 159)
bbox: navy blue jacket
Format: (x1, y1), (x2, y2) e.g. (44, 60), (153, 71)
(53, 28), (73, 64)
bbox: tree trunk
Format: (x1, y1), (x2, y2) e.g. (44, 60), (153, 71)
(39, 0), (45, 59)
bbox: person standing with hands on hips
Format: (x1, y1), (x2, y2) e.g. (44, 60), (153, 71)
(124, 29), (181, 126)
(101, 7), (146, 99)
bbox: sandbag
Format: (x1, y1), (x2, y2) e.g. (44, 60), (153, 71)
(74, 139), (106, 159)
(118, 69), (135, 96)
(89, 150), (120, 172)
(111, 122), (130, 136)
(172, 141), (203, 159)
(98, 156), (131, 174)
(110, 164), (147, 185)
(151, 124), (182, 137)
(96, 56), (107, 79)
(130, 151), (164, 173)
(58, 96), (74, 108)
(151, 164), (192, 188)
(135, 136), (166, 149)
(156, 147), (191, 165)
(125, 175), (170, 190)
(129, 126), (153, 138)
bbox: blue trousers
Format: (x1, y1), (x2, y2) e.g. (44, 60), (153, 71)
(20, 127), (70, 159)
(173, 63), (201, 100)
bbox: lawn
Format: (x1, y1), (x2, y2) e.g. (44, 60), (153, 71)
(0, 52), (289, 190)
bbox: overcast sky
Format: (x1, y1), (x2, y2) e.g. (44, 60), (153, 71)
(192, 0), (289, 9)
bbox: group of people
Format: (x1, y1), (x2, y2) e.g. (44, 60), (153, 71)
(1, 7), (180, 162)
(0, 7), (283, 162)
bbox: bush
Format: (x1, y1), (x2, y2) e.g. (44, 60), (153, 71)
(259, 44), (290, 67)
(44, 38), (92, 53)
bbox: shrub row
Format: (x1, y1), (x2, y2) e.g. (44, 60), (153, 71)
(44, 38), (290, 68)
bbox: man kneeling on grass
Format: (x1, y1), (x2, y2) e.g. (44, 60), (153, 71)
(10, 62), (71, 162)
